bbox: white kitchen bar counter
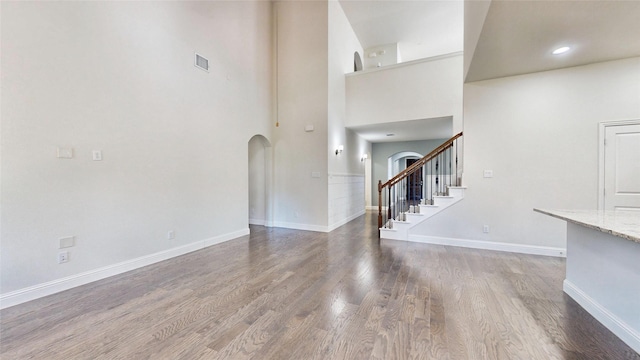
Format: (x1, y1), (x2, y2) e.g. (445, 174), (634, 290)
(535, 208), (640, 354)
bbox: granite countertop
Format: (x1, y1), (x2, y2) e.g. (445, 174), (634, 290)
(534, 209), (640, 244)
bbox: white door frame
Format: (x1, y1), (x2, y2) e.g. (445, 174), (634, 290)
(598, 119), (640, 210)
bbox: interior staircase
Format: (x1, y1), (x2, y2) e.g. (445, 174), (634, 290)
(378, 132), (464, 241)
(379, 186), (465, 240)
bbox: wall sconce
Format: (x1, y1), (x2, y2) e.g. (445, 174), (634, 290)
(361, 153), (368, 162)
(335, 145), (343, 155)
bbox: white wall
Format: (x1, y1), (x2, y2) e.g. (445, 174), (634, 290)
(328, 0), (365, 177)
(249, 135), (269, 226)
(328, 129), (369, 229)
(1, 1), (272, 295)
(327, 1), (369, 228)
(363, 43), (399, 70)
(328, 174), (365, 229)
(413, 57), (640, 249)
(273, 1), (329, 231)
(463, 0), (492, 80)
(346, 53), (464, 133)
(272, 1), (368, 232)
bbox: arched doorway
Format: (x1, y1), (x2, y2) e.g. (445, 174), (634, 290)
(388, 151), (423, 179)
(388, 151), (423, 206)
(248, 135), (272, 227)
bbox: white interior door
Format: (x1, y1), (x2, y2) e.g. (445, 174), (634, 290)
(604, 123), (640, 211)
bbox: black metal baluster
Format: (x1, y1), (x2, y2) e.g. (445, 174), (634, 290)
(448, 146), (452, 189)
(440, 152), (444, 195)
(384, 186), (388, 228)
(435, 157), (439, 197)
(439, 152), (443, 195)
(387, 186), (391, 224)
(421, 164), (425, 206)
(402, 175), (411, 215)
(455, 138), (458, 186)
(408, 169), (411, 210)
(431, 158), (434, 204)
(392, 184), (396, 220)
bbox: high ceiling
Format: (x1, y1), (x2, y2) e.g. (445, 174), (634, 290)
(466, 0), (640, 82)
(339, 0), (463, 62)
(340, 0), (640, 142)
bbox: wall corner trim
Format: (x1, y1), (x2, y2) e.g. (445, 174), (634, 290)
(0, 228), (250, 310)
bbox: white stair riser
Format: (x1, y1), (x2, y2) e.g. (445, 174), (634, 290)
(380, 187), (466, 241)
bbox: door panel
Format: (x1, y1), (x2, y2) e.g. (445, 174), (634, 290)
(604, 123), (640, 211)
(406, 158), (423, 205)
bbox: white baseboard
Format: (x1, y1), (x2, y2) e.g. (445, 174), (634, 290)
(405, 235), (566, 257)
(202, 228), (250, 248)
(564, 280), (640, 354)
(328, 210), (365, 232)
(0, 228), (250, 310)
(249, 218), (265, 226)
(270, 221), (329, 233)
(270, 211), (366, 233)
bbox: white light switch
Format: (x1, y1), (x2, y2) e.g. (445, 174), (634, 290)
(92, 150), (103, 161)
(57, 147), (73, 159)
(483, 170), (493, 178)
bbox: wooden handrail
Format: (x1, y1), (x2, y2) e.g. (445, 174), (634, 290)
(381, 132), (462, 189)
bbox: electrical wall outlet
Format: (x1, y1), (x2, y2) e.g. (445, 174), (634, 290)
(483, 225), (490, 233)
(92, 150), (103, 161)
(58, 251), (69, 264)
(167, 231), (175, 240)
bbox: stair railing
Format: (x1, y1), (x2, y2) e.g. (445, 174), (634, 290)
(378, 132), (463, 233)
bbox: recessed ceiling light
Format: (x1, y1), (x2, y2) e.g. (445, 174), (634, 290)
(552, 46), (571, 55)
(386, 133), (395, 136)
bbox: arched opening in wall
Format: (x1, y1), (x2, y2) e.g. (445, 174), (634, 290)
(388, 151), (423, 179)
(354, 51), (363, 72)
(248, 135), (272, 227)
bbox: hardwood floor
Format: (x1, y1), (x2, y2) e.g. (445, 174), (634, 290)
(1, 213), (638, 359)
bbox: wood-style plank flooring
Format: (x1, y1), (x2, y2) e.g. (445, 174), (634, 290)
(1, 213), (638, 359)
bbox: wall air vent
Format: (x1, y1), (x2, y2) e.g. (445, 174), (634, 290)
(195, 53), (209, 72)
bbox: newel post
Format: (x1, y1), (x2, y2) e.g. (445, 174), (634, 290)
(377, 180), (383, 235)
